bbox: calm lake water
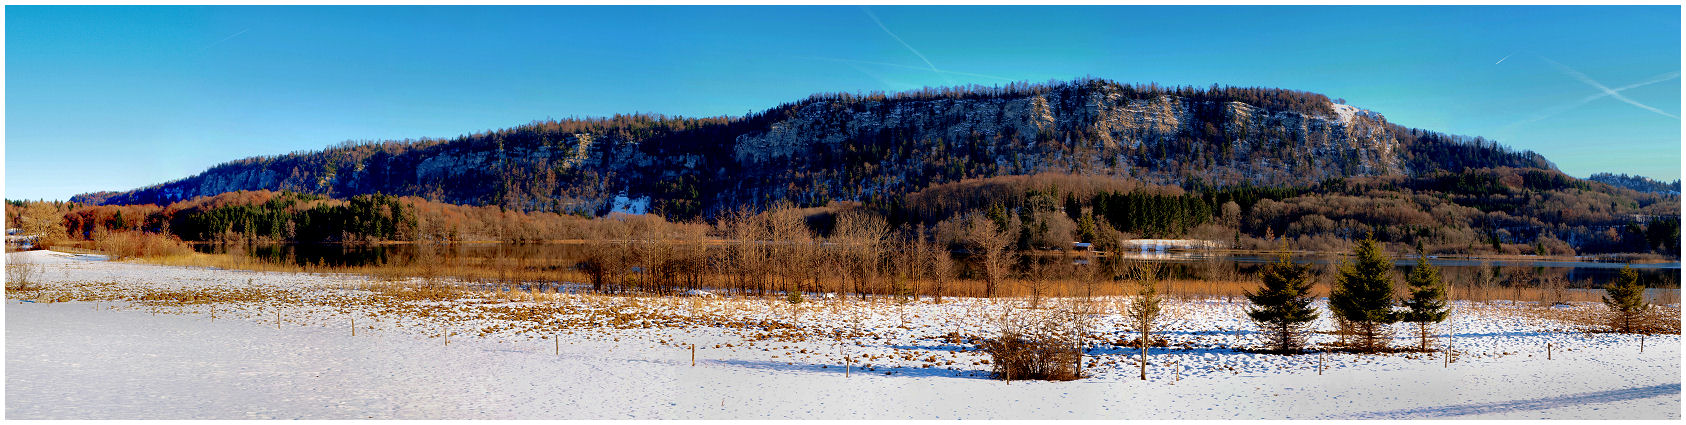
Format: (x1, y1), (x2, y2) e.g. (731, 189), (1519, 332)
(195, 242), (1681, 291)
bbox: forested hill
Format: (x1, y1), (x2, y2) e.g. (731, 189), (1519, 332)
(75, 78), (1554, 219)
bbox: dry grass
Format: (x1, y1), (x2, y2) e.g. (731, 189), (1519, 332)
(90, 231), (196, 260)
(1547, 305), (1681, 335)
(1467, 301), (1683, 336)
(127, 249), (1675, 307)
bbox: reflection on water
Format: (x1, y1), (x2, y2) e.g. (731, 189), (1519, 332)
(196, 243), (1680, 290)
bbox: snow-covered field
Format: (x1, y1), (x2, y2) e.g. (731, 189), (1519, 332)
(5, 250), (1680, 419)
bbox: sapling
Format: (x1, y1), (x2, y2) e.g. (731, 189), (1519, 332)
(1401, 255), (1449, 351)
(1127, 263), (1163, 380)
(1603, 266), (1649, 333)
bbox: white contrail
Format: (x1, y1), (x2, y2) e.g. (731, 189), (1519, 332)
(1494, 52), (1514, 65)
(862, 8), (953, 85)
(1504, 70), (1679, 129)
(1546, 57), (1679, 119)
(207, 28), (250, 49)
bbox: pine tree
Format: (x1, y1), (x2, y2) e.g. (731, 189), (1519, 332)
(1245, 254), (1318, 353)
(1602, 266), (1649, 333)
(1400, 255), (1449, 351)
(1329, 236), (1399, 352)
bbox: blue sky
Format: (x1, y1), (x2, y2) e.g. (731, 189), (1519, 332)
(6, 5), (1681, 201)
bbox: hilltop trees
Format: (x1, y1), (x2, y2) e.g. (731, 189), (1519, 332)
(1245, 254), (1318, 353)
(1603, 266), (1650, 333)
(1400, 255), (1450, 351)
(1329, 236), (1399, 352)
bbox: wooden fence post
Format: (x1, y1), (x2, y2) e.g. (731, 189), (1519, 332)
(691, 344), (696, 367)
(1547, 343), (1552, 360)
(1318, 352), (1324, 375)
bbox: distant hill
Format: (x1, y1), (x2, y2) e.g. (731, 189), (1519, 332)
(1588, 173), (1681, 195)
(74, 78), (1554, 219)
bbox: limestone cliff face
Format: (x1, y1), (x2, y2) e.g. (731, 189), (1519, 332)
(729, 86), (1401, 198)
(73, 80), (1542, 218)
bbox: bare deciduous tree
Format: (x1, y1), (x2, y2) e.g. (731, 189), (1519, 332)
(965, 213), (1017, 298)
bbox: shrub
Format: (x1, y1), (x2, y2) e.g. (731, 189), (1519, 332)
(978, 307), (1081, 381)
(92, 231), (194, 259)
(5, 257), (41, 292)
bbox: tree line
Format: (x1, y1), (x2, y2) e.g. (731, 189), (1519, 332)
(21, 163), (1685, 259)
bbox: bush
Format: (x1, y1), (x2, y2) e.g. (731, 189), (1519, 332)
(978, 308), (1082, 381)
(5, 257), (41, 292)
(92, 231), (195, 259)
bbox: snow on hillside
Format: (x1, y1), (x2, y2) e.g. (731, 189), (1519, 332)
(1329, 103), (1381, 124)
(609, 194), (650, 215)
(5, 250), (1679, 419)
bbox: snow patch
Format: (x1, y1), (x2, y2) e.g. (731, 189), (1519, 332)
(1329, 103), (1381, 124)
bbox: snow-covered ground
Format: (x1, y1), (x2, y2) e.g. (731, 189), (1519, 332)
(5, 250), (1679, 419)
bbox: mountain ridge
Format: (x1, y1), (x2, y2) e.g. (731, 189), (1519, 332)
(72, 78), (1554, 219)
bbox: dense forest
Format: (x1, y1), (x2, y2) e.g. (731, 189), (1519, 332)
(72, 78), (1551, 221)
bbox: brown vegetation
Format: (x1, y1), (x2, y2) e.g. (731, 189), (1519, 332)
(90, 230), (195, 260)
(978, 306), (1084, 381)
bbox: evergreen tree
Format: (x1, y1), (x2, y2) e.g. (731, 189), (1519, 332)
(1329, 236), (1399, 352)
(1245, 254), (1318, 353)
(1400, 255), (1449, 351)
(1602, 266), (1649, 333)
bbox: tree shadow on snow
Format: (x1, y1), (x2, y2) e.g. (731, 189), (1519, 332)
(1341, 383), (1680, 419)
(706, 358), (995, 380)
